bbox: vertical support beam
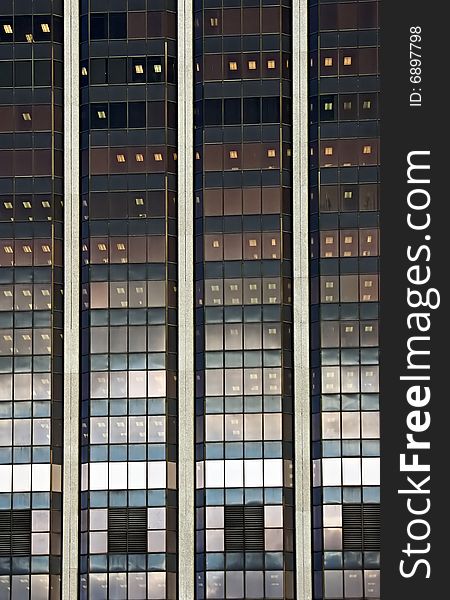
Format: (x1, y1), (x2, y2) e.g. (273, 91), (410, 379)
(293, 0), (312, 598)
(62, 1), (80, 598)
(178, 0), (195, 598)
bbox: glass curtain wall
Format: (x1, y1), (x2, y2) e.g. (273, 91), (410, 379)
(79, 1), (177, 598)
(309, 1), (380, 598)
(0, 1), (64, 599)
(193, 1), (295, 598)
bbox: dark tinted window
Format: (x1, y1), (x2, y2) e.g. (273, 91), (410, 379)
(262, 97), (280, 123)
(109, 13), (127, 39)
(224, 98), (241, 125)
(108, 58), (127, 84)
(243, 97), (260, 124)
(110, 103), (127, 128)
(205, 100), (222, 126)
(90, 58), (108, 84)
(128, 102), (146, 128)
(90, 14), (107, 39)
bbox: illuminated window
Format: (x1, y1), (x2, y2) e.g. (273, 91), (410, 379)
(344, 236), (353, 244)
(324, 102), (333, 111)
(117, 244), (126, 251)
(42, 245), (51, 253)
(153, 64), (162, 73)
(343, 56), (352, 66)
(267, 60), (276, 69)
(324, 57), (333, 67)
(248, 61), (257, 70)
(363, 145), (372, 154)
(324, 147), (333, 156)
(22, 246), (32, 253)
(26, 34), (33, 43)
(4, 202), (12, 209)
(135, 198), (144, 205)
(41, 24), (51, 33)
(23, 202), (31, 208)
(97, 111), (106, 119)
(343, 101), (352, 110)
(135, 64), (144, 74)
(249, 240), (257, 247)
(3, 246), (13, 254)
(3, 25), (13, 34)
(344, 191), (353, 199)
(97, 244), (107, 251)
(42, 201), (50, 208)
(81, 67), (88, 76)
(229, 150), (238, 159)
(210, 18), (218, 26)
(229, 61), (238, 71)
(363, 100), (372, 109)
(366, 235), (373, 243)
(135, 154), (144, 162)
(267, 149), (276, 157)
(212, 240), (220, 248)
(116, 154), (126, 163)
(154, 153), (163, 161)
(22, 113), (32, 121)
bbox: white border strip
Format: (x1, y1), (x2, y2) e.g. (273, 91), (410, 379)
(62, 1), (80, 598)
(293, 0), (312, 597)
(177, 0), (195, 598)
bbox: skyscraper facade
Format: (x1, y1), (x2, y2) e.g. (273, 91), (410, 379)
(0, 2), (64, 598)
(79, 1), (178, 599)
(193, 0), (297, 597)
(309, 1), (380, 597)
(0, 1), (379, 599)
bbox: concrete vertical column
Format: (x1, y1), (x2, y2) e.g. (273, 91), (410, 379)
(177, 0), (195, 598)
(62, 1), (80, 598)
(293, 0), (313, 598)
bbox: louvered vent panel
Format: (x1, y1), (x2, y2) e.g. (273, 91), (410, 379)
(362, 505), (380, 551)
(224, 505), (264, 552)
(0, 512), (11, 556)
(108, 508), (147, 554)
(0, 510), (31, 556)
(342, 505), (380, 551)
(127, 508), (148, 553)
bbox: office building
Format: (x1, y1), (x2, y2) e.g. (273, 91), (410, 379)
(0, 0), (379, 598)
